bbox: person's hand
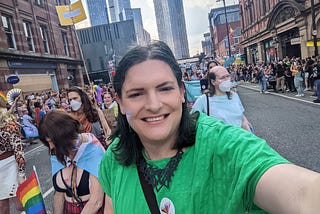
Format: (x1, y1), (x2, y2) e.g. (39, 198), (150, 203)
(18, 176), (26, 185)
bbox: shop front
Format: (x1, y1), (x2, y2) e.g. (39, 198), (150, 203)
(7, 60), (59, 94)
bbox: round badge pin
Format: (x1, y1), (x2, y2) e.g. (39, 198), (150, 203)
(160, 197), (175, 214)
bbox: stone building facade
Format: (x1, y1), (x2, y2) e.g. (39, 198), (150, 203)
(240, 0), (320, 65)
(0, 0), (83, 93)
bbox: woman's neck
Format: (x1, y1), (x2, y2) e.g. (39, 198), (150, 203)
(68, 133), (87, 160)
(143, 141), (179, 160)
(104, 102), (111, 108)
(214, 90), (226, 96)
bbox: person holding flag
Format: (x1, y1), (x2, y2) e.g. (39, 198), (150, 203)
(0, 92), (26, 213)
(16, 167), (46, 214)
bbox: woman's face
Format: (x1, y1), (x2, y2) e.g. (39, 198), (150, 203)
(103, 93), (113, 106)
(117, 59), (185, 146)
(68, 91), (81, 103)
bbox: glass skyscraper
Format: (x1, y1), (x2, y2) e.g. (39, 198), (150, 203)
(87, 0), (109, 26)
(108, 0), (131, 23)
(153, 0), (190, 59)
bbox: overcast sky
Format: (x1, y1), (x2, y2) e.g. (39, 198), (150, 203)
(131, 0), (238, 56)
(75, 0), (238, 56)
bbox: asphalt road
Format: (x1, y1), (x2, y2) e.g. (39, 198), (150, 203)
(237, 86), (320, 172)
(11, 86), (320, 213)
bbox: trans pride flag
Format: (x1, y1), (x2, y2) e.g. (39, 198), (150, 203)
(16, 170), (46, 214)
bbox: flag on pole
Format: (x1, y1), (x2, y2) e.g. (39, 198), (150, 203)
(56, 0), (87, 26)
(229, 25), (234, 45)
(16, 170), (46, 214)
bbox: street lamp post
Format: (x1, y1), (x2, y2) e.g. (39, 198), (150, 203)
(216, 0), (231, 57)
(311, 0), (318, 57)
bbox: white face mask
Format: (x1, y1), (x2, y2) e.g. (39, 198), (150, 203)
(70, 100), (82, 111)
(218, 79), (232, 92)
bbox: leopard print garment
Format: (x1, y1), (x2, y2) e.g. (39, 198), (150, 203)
(0, 121), (26, 173)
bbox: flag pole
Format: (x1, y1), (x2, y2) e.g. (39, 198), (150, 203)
(69, 4), (112, 144)
(32, 165), (47, 212)
(68, 3), (91, 86)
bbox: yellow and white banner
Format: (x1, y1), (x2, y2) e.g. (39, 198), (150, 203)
(56, 0), (86, 26)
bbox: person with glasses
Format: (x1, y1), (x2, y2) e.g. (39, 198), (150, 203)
(191, 65), (252, 131)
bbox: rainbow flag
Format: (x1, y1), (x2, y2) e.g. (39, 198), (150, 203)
(16, 170), (46, 214)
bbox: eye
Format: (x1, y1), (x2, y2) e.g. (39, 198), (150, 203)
(160, 86), (174, 92)
(127, 92), (142, 98)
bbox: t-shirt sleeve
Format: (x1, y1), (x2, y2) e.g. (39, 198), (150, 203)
(233, 92), (244, 113)
(196, 115), (290, 212)
(98, 138), (120, 197)
(214, 125), (290, 211)
(99, 148), (112, 196)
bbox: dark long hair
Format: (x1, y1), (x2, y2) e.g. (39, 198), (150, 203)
(67, 87), (98, 123)
(38, 110), (80, 165)
(111, 41), (197, 166)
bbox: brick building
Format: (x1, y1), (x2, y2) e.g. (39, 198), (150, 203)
(209, 4), (243, 58)
(0, 0), (83, 94)
(240, 0), (320, 65)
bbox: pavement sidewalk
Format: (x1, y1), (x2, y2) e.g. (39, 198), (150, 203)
(238, 82), (320, 105)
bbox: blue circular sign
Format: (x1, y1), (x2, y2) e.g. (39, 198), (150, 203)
(6, 75), (20, 84)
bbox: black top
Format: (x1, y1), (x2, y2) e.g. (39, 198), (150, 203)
(52, 168), (90, 197)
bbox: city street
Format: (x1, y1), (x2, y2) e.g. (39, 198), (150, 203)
(12, 85), (320, 214)
(238, 85), (320, 172)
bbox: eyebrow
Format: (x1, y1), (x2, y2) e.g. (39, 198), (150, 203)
(125, 81), (175, 95)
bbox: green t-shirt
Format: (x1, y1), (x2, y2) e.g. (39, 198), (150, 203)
(99, 112), (290, 213)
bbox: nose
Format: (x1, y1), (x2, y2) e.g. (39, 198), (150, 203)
(145, 92), (162, 112)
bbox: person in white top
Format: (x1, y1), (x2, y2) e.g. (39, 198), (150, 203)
(191, 66), (252, 131)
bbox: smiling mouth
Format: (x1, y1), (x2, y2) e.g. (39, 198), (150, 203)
(143, 114), (169, 122)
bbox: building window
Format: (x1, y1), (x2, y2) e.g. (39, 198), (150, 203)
(86, 59), (92, 72)
(1, 15), (16, 49)
(234, 37), (239, 44)
(35, 0), (42, 6)
(61, 32), (69, 56)
(23, 21), (35, 51)
(40, 26), (50, 53)
(99, 56), (105, 70)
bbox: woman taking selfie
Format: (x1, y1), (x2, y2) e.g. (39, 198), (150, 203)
(99, 41), (320, 213)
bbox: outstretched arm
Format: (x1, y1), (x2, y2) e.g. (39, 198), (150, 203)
(254, 164), (320, 213)
(241, 115), (251, 132)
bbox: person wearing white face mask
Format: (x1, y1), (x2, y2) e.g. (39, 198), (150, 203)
(67, 87), (110, 147)
(191, 66), (252, 132)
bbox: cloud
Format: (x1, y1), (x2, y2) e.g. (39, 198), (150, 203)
(131, 0), (239, 56)
(184, 0), (215, 9)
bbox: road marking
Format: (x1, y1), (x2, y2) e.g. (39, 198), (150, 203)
(25, 144), (44, 156)
(21, 145), (54, 214)
(43, 186), (54, 198)
(239, 85), (320, 105)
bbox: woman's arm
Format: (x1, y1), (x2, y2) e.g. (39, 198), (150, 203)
(241, 115), (251, 131)
(81, 174), (104, 214)
(53, 191), (64, 214)
(254, 164), (320, 213)
(104, 194), (114, 214)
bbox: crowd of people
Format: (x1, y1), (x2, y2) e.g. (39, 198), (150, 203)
(183, 56), (320, 103)
(1, 41), (320, 213)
